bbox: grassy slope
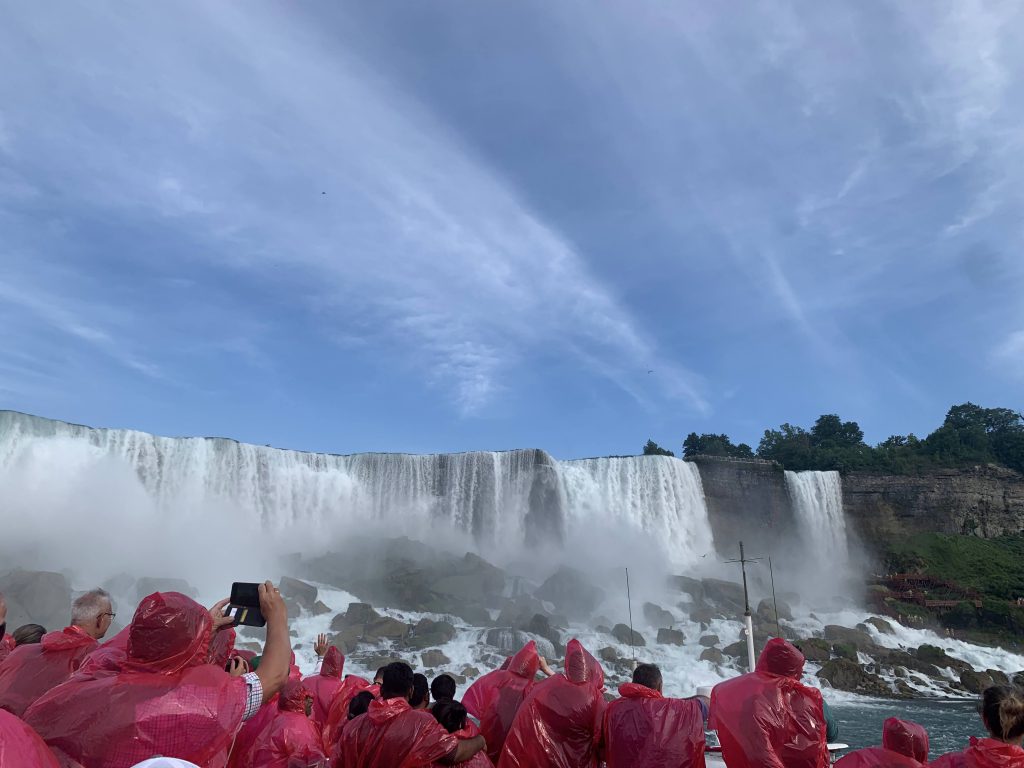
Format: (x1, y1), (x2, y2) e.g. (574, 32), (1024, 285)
(884, 533), (1024, 601)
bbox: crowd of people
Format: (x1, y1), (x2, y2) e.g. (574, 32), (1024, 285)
(1, 583), (1023, 767)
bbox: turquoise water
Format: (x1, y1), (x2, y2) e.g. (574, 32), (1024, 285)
(832, 699), (983, 759)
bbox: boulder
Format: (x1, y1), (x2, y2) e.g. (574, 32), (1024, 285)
(599, 646), (620, 664)
(700, 647), (725, 664)
(337, 603), (380, 627)
(643, 602), (675, 628)
(497, 595), (551, 629)
(364, 617), (410, 641)
(536, 568), (605, 619)
(0, 570), (72, 633)
(279, 576), (318, 610)
(485, 628), (555, 659)
(823, 625), (873, 649)
(612, 624), (646, 647)
(422, 649), (451, 668)
(817, 659), (889, 696)
(864, 616), (895, 635)
(831, 642), (859, 662)
(657, 628), (685, 647)
(794, 639), (831, 664)
(668, 575), (704, 601)
(989, 670), (1010, 685)
(916, 644), (971, 673)
(330, 626), (362, 653)
(135, 577), (197, 602)
(526, 614), (565, 656)
(311, 600), (331, 616)
(595, 625), (613, 636)
(701, 579), (745, 610)
(448, 604), (493, 626)
(961, 669), (996, 694)
(403, 619), (457, 650)
(699, 634), (720, 648)
(722, 641), (748, 659)
(688, 607), (720, 625)
(461, 666), (481, 679)
(756, 597), (793, 623)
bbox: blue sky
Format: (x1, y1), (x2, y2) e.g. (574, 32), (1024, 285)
(1, 1), (1022, 458)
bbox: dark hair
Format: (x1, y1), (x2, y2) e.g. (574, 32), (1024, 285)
(433, 699), (468, 734)
(633, 663), (663, 692)
(374, 666), (387, 683)
(411, 673), (430, 708)
(12, 624), (46, 646)
(980, 685), (1024, 742)
(348, 690), (375, 720)
(431, 673), (457, 703)
(380, 662), (415, 699)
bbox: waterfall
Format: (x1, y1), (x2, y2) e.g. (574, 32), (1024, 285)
(558, 456), (713, 569)
(0, 411), (713, 562)
(784, 470), (849, 572)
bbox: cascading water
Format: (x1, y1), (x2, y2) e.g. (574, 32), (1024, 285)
(784, 469), (849, 573)
(558, 456), (714, 570)
(0, 411), (713, 563)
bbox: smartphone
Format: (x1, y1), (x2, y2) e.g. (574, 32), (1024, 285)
(227, 582), (267, 627)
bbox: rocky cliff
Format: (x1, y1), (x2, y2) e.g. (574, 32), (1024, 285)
(842, 465), (1024, 548)
(688, 456), (795, 554)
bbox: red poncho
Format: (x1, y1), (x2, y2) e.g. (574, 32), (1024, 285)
(835, 718), (929, 768)
(0, 708), (59, 767)
(336, 695), (458, 768)
(229, 652), (304, 768)
(209, 627), (237, 668)
(303, 646), (345, 727)
(498, 639), (606, 768)
(249, 679), (327, 768)
(709, 638), (829, 768)
(323, 676), (377, 749)
(601, 682), (706, 768)
(434, 721), (494, 768)
(0, 636), (14, 666)
(0, 625), (97, 716)
(25, 592), (246, 768)
(462, 640), (542, 764)
(931, 737), (1024, 768)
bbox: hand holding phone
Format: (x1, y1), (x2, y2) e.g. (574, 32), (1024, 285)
(226, 582), (268, 627)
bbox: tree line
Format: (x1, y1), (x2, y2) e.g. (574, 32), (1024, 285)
(643, 402), (1024, 474)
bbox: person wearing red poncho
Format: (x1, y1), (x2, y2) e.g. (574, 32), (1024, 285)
(432, 699), (496, 768)
(0, 708), (59, 768)
(601, 662), (706, 768)
(835, 718), (929, 768)
(25, 582), (291, 768)
(322, 673), (380, 749)
(229, 651), (304, 768)
(304, 637), (345, 727)
(249, 678), (328, 768)
(462, 640), (553, 764)
(931, 684), (1024, 768)
(709, 637), (829, 768)
(335, 661), (485, 767)
(0, 589), (113, 716)
(498, 638), (606, 768)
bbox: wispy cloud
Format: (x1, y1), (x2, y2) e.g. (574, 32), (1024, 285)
(993, 330), (1024, 379)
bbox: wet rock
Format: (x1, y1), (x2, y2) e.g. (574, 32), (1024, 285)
(700, 647), (725, 664)
(599, 646), (620, 664)
(699, 634), (720, 647)
(818, 659), (889, 696)
(365, 617), (409, 641)
(643, 602), (675, 628)
(404, 618), (457, 650)
(526, 614), (565, 656)
(461, 666), (480, 679)
(536, 568), (605, 620)
(916, 644), (971, 673)
(311, 600), (331, 616)
(0, 569), (72, 633)
(831, 642), (858, 662)
(668, 575), (704, 601)
(657, 628), (685, 646)
(701, 579), (745, 611)
(794, 638), (831, 664)
(823, 625), (873, 649)
(497, 595), (550, 628)
(756, 597), (793, 623)
(279, 576), (318, 610)
(864, 616), (895, 635)
(596, 625), (613, 636)
(335, 603), (380, 628)
(722, 641), (748, 658)
(688, 607), (720, 625)
(422, 649), (451, 668)
(612, 624), (646, 647)
(894, 679), (916, 697)
(449, 604), (493, 626)
(961, 669), (996, 694)
(989, 670), (1010, 685)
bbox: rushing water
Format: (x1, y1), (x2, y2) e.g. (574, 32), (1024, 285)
(785, 470), (849, 574)
(832, 698), (982, 757)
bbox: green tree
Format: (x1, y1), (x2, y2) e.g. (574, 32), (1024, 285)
(643, 439), (675, 457)
(683, 432), (753, 458)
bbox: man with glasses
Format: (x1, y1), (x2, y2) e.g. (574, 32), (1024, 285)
(0, 588), (114, 716)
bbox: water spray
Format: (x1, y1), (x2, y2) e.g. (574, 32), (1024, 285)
(625, 567), (636, 665)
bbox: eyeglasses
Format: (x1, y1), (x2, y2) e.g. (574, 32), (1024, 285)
(101, 613), (116, 619)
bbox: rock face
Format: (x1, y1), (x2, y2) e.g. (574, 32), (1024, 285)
(657, 628), (685, 646)
(536, 568), (604, 620)
(612, 624), (646, 647)
(279, 577), (318, 610)
(843, 466), (1024, 545)
(0, 570), (71, 633)
(688, 456), (795, 552)
(818, 659), (892, 697)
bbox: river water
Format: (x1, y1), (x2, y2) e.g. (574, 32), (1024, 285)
(832, 698), (981, 758)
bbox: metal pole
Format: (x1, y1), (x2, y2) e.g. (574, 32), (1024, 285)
(626, 568), (636, 662)
(740, 542), (756, 673)
(769, 556), (781, 637)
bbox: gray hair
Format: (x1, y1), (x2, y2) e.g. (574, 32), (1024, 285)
(71, 589), (112, 625)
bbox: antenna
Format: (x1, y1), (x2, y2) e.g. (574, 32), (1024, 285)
(725, 541), (762, 672)
(769, 556), (781, 637)
(626, 567), (636, 662)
